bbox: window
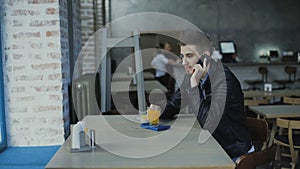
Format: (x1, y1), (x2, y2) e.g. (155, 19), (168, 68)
(0, 0), (7, 152)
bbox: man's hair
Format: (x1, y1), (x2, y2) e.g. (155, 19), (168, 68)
(179, 30), (214, 54)
(155, 43), (164, 49)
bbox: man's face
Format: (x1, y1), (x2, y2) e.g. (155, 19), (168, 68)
(180, 45), (201, 74)
(164, 43), (171, 52)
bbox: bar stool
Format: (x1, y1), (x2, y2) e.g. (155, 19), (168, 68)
(274, 66), (297, 89)
(245, 67), (268, 90)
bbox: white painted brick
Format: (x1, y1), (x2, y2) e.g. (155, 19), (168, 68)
(79, 0), (105, 75)
(2, 0), (78, 146)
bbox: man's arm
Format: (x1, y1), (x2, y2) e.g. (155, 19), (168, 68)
(160, 88), (181, 119)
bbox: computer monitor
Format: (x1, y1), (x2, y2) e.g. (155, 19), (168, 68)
(269, 50), (279, 57)
(219, 41), (236, 55)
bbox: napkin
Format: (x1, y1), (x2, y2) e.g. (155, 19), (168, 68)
(140, 123), (170, 131)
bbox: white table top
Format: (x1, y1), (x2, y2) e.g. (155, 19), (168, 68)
(249, 105), (300, 119)
(243, 89), (300, 98)
(46, 115), (235, 169)
(112, 72), (155, 81)
(111, 80), (167, 93)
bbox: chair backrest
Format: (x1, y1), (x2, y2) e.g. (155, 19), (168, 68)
(276, 118), (290, 128)
(289, 119), (300, 148)
(276, 118), (300, 147)
(283, 96), (300, 105)
(285, 66), (297, 74)
(276, 118), (300, 165)
(259, 67), (268, 74)
(236, 144), (277, 169)
(246, 117), (269, 143)
(258, 67), (268, 82)
(289, 119), (300, 130)
(244, 99), (269, 106)
(284, 66), (297, 81)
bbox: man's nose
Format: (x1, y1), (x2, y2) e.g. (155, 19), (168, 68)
(182, 57), (187, 65)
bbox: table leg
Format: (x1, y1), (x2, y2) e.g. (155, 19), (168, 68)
(256, 114), (260, 119)
(268, 120), (276, 147)
(256, 115), (268, 150)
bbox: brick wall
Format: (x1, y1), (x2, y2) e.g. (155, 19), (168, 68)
(2, 0), (76, 146)
(58, 0), (70, 139)
(80, 0), (105, 75)
(72, 0), (82, 75)
(80, 0), (96, 74)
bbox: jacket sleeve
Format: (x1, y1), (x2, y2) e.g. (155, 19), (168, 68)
(160, 88), (181, 119)
(197, 61), (227, 132)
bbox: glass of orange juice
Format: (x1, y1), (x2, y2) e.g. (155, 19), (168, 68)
(147, 108), (160, 125)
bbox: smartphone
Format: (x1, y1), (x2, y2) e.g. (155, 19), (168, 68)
(193, 54), (210, 73)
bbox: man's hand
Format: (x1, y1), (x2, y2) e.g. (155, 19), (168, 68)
(190, 58), (210, 88)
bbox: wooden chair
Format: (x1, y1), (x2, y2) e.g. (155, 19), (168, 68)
(235, 144), (277, 169)
(283, 96), (300, 105)
(246, 117), (269, 151)
(244, 99), (269, 118)
(244, 99), (269, 106)
(274, 118), (300, 169)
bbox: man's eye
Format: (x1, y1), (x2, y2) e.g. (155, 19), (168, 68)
(186, 54), (193, 58)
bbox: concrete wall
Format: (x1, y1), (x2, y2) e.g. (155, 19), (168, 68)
(110, 0), (300, 62)
(228, 64), (300, 90)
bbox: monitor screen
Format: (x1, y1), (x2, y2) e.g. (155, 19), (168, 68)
(219, 41), (236, 54)
(269, 50), (279, 57)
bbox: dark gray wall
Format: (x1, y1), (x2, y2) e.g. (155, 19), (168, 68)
(111, 0), (300, 62)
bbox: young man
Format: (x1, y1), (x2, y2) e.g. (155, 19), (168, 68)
(160, 31), (253, 161)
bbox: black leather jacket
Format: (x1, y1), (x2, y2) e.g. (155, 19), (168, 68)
(160, 59), (251, 158)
